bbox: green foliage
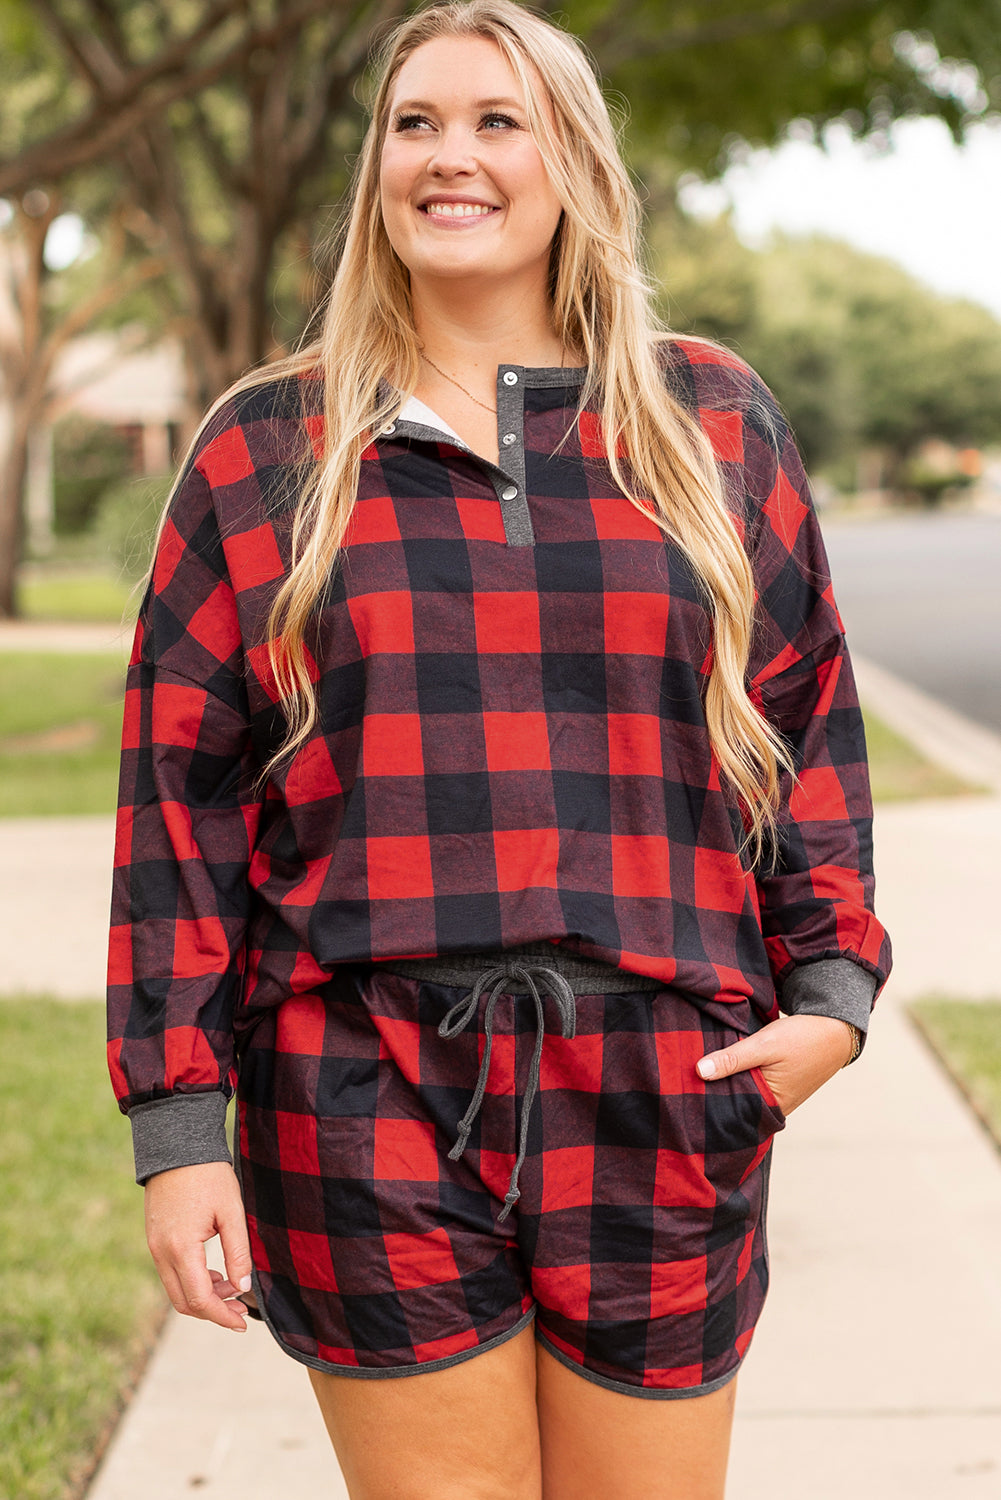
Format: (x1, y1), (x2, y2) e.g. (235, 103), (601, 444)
(0, 652), (126, 816)
(896, 457), (976, 505)
(0, 0), (999, 612)
(753, 237), (1001, 469)
(0, 0), (85, 156)
(95, 473), (172, 583)
(656, 209), (758, 343)
(2, 0), (1000, 363)
(656, 215), (1001, 479)
(573, 0), (1001, 174)
(0, 999), (165, 1500)
(52, 416), (133, 536)
(7, 0), (998, 182)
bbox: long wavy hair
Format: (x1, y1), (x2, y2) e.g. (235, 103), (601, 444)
(184, 0), (794, 859)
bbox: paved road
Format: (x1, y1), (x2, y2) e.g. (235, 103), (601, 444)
(821, 509), (1001, 733)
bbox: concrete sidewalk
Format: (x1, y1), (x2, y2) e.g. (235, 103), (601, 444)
(729, 794), (1001, 1497)
(0, 618), (132, 654)
(6, 659), (997, 1497)
(0, 816), (116, 998)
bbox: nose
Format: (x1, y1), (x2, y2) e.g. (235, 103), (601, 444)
(426, 123), (477, 177)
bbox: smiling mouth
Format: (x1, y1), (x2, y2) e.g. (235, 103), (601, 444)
(420, 202), (499, 219)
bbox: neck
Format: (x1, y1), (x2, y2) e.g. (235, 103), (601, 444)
(410, 275), (566, 372)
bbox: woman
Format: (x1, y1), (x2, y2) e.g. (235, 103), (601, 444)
(108, 2), (890, 1495)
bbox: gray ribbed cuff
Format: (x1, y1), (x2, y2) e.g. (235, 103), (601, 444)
(779, 958), (877, 1060)
(129, 1092), (232, 1185)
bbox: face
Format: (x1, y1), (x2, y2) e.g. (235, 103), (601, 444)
(379, 35), (564, 296)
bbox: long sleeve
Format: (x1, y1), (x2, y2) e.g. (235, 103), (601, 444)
(107, 440), (265, 1181)
(741, 384), (891, 1036)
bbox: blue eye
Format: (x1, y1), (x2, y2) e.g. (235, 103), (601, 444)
(482, 113), (519, 130)
(394, 113), (430, 132)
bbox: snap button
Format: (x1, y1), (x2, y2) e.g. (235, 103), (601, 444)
(382, 423), (396, 435)
(502, 433), (516, 446)
(501, 484), (518, 501)
(502, 371), (518, 386)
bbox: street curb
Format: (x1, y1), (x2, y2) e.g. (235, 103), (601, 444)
(853, 653), (1001, 796)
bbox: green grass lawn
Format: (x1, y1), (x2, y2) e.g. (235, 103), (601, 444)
(0, 651), (984, 819)
(20, 570), (136, 625)
(0, 999), (166, 1500)
(0, 654), (126, 817)
(862, 707), (981, 801)
(910, 998), (1001, 1147)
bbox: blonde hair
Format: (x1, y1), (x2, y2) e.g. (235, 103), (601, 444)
(197, 0), (793, 859)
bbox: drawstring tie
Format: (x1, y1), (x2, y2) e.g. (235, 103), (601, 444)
(437, 961), (577, 1223)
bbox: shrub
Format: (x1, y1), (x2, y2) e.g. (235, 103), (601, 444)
(52, 416), (133, 535)
(94, 474), (172, 582)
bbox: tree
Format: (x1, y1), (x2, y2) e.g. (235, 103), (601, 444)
(0, 0), (409, 614)
(749, 237), (1001, 483)
(4, 0), (1000, 400)
(0, 191), (164, 614)
(658, 220), (1001, 489)
(588, 0), (1000, 171)
(0, 0), (420, 411)
(2, 0), (1001, 613)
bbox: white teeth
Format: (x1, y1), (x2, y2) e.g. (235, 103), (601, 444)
(424, 202), (494, 218)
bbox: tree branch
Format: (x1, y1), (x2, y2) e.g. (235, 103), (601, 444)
(81, 0), (131, 56)
(28, 0), (122, 93)
(596, 0), (883, 69)
(184, 96), (245, 199)
(286, 0), (407, 184)
(0, 0), (335, 196)
(37, 252), (166, 390)
(122, 121), (228, 348)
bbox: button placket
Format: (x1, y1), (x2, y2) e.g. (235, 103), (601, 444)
(493, 367), (532, 546)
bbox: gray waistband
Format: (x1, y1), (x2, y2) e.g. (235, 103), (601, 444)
(381, 943), (662, 996)
(389, 948), (659, 1224)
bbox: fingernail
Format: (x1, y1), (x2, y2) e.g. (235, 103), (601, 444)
(697, 1057), (716, 1079)
(238, 1275), (252, 1292)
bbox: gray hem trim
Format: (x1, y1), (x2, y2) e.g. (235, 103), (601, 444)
(779, 957), (876, 1060)
(129, 1091), (232, 1185)
(234, 1101), (538, 1380)
(255, 1295), (537, 1381)
(535, 1330), (743, 1400)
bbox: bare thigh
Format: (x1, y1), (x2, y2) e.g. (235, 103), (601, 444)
(308, 1322), (542, 1500)
(535, 1342), (736, 1500)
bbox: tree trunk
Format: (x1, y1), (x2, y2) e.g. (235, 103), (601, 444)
(0, 402), (32, 617)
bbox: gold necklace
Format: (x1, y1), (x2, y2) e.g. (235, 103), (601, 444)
(420, 353), (497, 414)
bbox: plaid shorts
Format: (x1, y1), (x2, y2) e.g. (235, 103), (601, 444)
(236, 953), (785, 1398)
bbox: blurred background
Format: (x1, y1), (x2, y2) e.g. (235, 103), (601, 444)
(1, 4), (999, 1499)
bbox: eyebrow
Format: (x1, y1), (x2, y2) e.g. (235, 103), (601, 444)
(390, 96), (526, 113)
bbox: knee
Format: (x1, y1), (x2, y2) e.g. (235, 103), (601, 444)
(345, 1461), (539, 1500)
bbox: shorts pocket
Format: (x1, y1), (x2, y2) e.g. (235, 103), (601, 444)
(748, 1063), (786, 1129)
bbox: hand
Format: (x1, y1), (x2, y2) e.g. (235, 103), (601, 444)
(144, 1162), (253, 1332)
(696, 1013), (856, 1117)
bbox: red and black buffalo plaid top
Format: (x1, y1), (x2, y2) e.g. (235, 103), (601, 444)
(108, 339), (890, 1179)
